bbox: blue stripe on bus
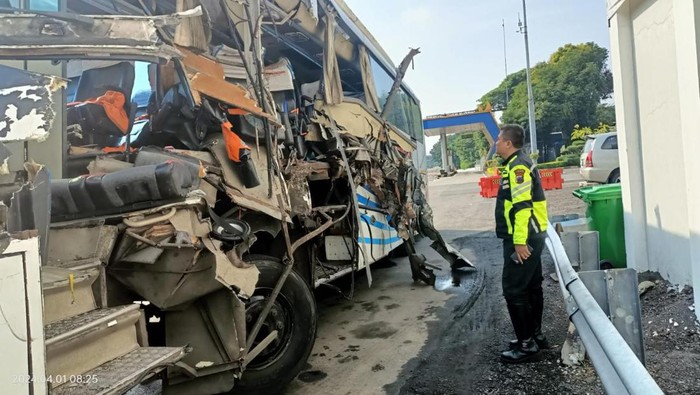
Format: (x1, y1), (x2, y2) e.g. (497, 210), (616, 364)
(361, 184), (378, 198)
(360, 214), (396, 231)
(356, 194), (381, 209)
(357, 236), (402, 245)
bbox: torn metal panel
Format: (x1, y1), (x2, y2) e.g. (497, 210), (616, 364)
(208, 139), (291, 222)
(418, 202), (475, 269)
(189, 72), (281, 126)
(201, 236), (259, 298)
(0, 45), (180, 60)
(292, 161), (331, 181)
(174, 2), (210, 52)
(287, 162), (332, 215)
(241, 212), (282, 238)
(0, 65), (65, 143)
(6, 164), (50, 265)
(322, 11), (343, 105)
(179, 46), (226, 80)
(179, 49), (280, 126)
(314, 99), (416, 152)
(287, 170), (312, 215)
(47, 223), (118, 267)
(0, 8), (201, 45)
(380, 48), (421, 118)
(169, 207), (259, 298)
(168, 207), (212, 238)
(0, 11), (187, 59)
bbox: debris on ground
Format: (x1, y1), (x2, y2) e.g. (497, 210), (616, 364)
(638, 280), (656, 296)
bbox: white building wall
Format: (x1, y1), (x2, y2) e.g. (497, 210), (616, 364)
(608, 0), (700, 318)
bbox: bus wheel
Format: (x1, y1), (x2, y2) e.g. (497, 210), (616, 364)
(235, 255), (317, 394)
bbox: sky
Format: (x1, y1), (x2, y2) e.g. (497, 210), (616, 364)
(344, 0), (611, 150)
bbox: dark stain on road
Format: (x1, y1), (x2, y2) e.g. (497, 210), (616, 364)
(372, 364), (385, 372)
(350, 321), (398, 339)
(338, 355), (359, 363)
(298, 370), (328, 383)
(378, 295), (392, 300)
(385, 303), (401, 310)
(361, 301), (380, 313)
(345, 345), (360, 352)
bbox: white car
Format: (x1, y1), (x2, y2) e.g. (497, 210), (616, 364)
(580, 132), (620, 183)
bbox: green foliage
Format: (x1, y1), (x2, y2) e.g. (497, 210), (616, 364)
(429, 131), (491, 169)
(595, 104), (616, 126)
(571, 123), (613, 142)
(485, 155), (503, 174)
(557, 154), (580, 166)
(479, 42), (613, 143)
(559, 140), (585, 156)
(537, 161), (562, 169)
(479, 69), (528, 110)
(428, 143), (442, 167)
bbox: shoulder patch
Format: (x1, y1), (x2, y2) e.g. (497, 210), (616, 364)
(514, 169), (526, 184)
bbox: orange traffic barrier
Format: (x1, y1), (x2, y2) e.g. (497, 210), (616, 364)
(480, 168), (563, 197)
(479, 175), (501, 198)
(539, 168), (564, 190)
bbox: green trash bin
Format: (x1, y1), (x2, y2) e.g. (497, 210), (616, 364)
(573, 184), (627, 268)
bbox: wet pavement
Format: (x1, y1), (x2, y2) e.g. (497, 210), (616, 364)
(285, 235), (482, 395)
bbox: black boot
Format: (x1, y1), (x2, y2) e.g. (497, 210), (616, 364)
(501, 303), (540, 363)
(529, 288), (550, 349)
(501, 338), (540, 363)
(508, 333), (549, 350)
(508, 290), (550, 350)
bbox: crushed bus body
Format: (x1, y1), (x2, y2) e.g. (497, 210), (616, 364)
(0, 1), (472, 394)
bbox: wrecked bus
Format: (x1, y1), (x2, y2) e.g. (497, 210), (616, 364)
(0, 1), (471, 394)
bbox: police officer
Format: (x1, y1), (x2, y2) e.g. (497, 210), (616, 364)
(494, 124), (549, 363)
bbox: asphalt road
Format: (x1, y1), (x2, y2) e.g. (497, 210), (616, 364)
(287, 168), (592, 395)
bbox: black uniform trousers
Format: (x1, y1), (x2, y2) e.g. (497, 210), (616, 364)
(502, 233), (546, 305)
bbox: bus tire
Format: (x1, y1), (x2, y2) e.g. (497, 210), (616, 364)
(235, 255), (317, 394)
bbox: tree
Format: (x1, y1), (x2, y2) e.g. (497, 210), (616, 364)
(427, 131), (491, 169)
(428, 142), (443, 168)
(472, 129), (490, 158)
(479, 69), (528, 111)
(479, 42), (613, 144)
(595, 104), (616, 126)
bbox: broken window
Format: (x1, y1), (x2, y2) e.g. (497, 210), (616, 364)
(369, 56), (424, 144)
(65, 60), (139, 148)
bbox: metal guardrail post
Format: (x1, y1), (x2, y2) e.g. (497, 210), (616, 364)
(545, 222), (663, 395)
(579, 269), (646, 364)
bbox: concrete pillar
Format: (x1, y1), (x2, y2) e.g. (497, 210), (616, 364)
(608, 2), (650, 273)
(674, 1), (700, 320)
(440, 131), (449, 171)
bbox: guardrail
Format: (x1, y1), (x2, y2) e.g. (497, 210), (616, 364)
(545, 222), (663, 395)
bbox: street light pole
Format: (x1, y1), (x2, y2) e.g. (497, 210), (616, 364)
(518, 0), (538, 160)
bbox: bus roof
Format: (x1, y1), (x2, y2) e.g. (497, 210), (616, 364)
(329, 0), (421, 104)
